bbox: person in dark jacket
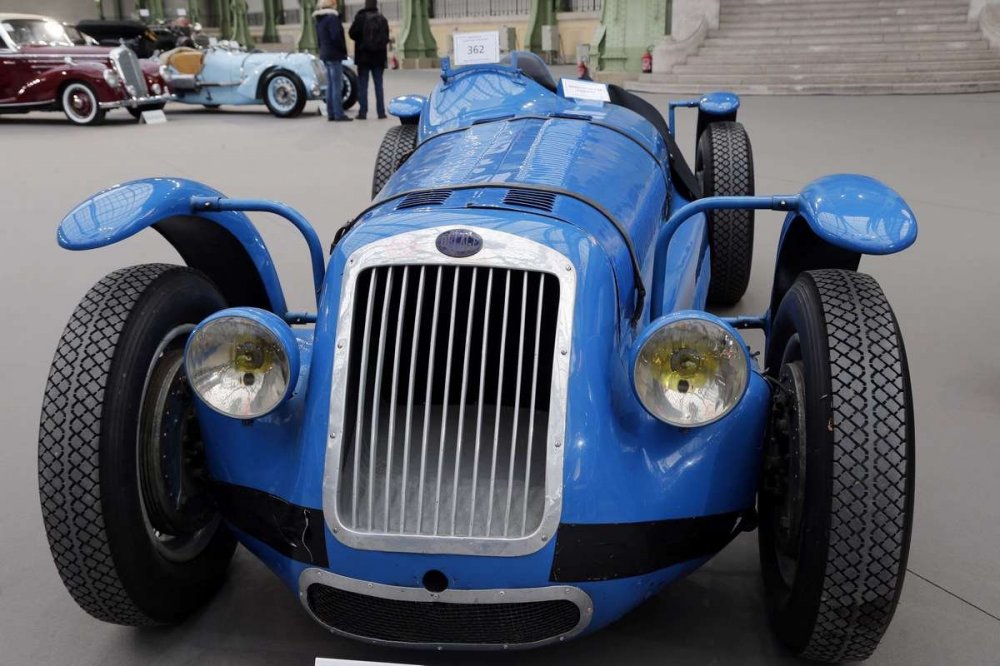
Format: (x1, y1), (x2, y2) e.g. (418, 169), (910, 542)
(348, 0), (389, 120)
(314, 0), (351, 121)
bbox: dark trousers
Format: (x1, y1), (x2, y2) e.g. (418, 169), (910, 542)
(357, 65), (385, 117)
(324, 60), (346, 119)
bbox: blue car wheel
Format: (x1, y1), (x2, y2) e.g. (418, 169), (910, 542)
(264, 71), (307, 118)
(760, 269), (914, 662)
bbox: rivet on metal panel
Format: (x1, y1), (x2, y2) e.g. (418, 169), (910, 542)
(541, 534), (548, 541)
(337, 340), (344, 349)
(564, 264), (572, 271)
(561, 349), (568, 355)
(555, 441), (562, 448)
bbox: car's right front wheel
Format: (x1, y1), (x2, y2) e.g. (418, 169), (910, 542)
(760, 269), (914, 662)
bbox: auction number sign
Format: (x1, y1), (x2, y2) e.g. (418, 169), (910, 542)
(453, 31), (500, 66)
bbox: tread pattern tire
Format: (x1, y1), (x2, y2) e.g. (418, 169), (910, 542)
(763, 269), (914, 663)
(38, 264), (234, 626)
(371, 124), (418, 199)
(697, 121), (754, 306)
(264, 71), (307, 118)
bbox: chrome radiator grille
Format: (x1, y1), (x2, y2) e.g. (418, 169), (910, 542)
(338, 264), (560, 540)
(111, 47), (148, 98)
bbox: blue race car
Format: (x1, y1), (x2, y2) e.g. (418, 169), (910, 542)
(159, 44), (357, 117)
(41, 52), (915, 662)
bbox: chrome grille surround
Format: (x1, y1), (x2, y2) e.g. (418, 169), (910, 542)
(325, 226), (576, 556)
(298, 568), (593, 649)
(111, 46), (149, 99)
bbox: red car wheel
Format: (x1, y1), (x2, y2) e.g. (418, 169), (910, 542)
(61, 82), (106, 126)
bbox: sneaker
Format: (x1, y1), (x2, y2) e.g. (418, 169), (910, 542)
(333, 116), (353, 122)
(356, 113), (367, 120)
(378, 114), (387, 119)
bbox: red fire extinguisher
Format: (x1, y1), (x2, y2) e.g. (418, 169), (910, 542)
(641, 49), (653, 73)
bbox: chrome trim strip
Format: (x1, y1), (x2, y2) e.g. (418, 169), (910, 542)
(298, 568), (593, 650)
(98, 93), (172, 110)
(325, 226), (576, 556)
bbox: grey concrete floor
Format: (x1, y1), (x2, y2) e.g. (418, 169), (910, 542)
(1, 70), (999, 665)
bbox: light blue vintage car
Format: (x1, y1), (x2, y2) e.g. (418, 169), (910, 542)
(160, 44), (357, 118)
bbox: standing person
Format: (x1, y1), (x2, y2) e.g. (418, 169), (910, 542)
(314, 0), (352, 121)
(349, 0), (390, 120)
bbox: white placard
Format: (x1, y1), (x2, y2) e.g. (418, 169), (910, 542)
(140, 109), (168, 124)
(560, 78), (610, 102)
(138, 8), (150, 17)
(316, 657), (414, 666)
(452, 31), (500, 66)
(177, 8), (187, 16)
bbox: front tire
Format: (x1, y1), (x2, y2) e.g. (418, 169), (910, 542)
(760, 269), (914, 662)
(263, 71), (307, 118)
(342, 67), (358, 110)
(696, 121), (754, 306)
(371, 124), (418, 198)
(38, 264), (236, 625)
(61, 82), (106, 126)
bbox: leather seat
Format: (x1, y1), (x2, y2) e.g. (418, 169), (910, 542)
(160, 47), (204, 76)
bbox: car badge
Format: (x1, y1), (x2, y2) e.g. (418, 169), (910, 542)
(436, 229), (483, 258)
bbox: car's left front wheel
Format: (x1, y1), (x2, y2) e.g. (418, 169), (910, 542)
(263, 71), (307, 118)
(38, 264), (236, 625)
(61, 82), (106, 126)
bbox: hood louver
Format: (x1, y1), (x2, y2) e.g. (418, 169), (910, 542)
(396, 190), (454, 210)
(503, 189), (557, 213)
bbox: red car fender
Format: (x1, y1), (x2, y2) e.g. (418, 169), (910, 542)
(140, 57), (169, 92)
(16, 61), (126, 106)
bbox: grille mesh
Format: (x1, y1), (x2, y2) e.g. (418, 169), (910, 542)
(338, 264), (560, 539)
(306, 583), (581, 645)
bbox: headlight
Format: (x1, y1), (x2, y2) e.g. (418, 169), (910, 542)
(103, 68), (120, 87)
(185, 309), (299, 419)
(632, 314), (749, 427)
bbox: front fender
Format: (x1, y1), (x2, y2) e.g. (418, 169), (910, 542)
(770, 174), (916, 314)
(59, 178), (287, 314)
(18, 62), (121, 104)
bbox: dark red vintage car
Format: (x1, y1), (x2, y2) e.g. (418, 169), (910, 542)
(0, 13), (171, 125)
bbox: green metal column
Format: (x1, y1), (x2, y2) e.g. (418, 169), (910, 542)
(215, 0), (231, 38)
(598, 0), (670, 74)
(148, 0), (165, 19)
(398, 0), (437, 68)
(187, 0), (200, 22)
(231, 0), (254, 48)
(298, 0), (317, 53)
(526, 0), (557, 54)
(95, 0), (106, 19)
(262, 0), (280, 42)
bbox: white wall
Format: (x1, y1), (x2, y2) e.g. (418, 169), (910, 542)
(0, 0), (101, 22)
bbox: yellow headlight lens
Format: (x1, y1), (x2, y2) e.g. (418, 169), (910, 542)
(633, 317), (749, 427)
(186, 316), (292, 419)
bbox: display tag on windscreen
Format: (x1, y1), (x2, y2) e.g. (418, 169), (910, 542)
(452, 31), (500, 66)
(560, 78), (611, 102)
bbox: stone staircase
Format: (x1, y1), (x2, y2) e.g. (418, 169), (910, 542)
(628, 0), (1000, 94)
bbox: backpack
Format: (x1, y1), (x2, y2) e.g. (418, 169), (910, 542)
(362, 12), (390, 53)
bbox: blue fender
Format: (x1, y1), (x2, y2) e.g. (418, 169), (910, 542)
(387, 94), (426, 125)
(770, 174), (917, 314)
(58, 178), (287, 314)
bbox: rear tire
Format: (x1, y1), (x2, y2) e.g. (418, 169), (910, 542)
(760, 269), (914, 662)
(696, 121), (754, 306)
(371, 124), (418, 198)
(38, 264), (236, 625)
